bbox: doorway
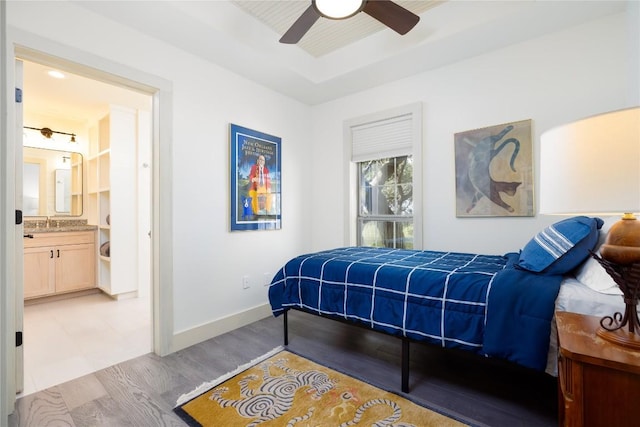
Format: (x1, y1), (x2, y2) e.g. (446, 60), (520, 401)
(19, 58), (153, 396)
(6, 40), (174, 410)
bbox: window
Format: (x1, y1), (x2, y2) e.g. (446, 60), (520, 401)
(345, 103), (422, 249)
(358, 155), (413, 248)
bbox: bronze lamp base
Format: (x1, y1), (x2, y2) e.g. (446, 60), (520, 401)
(592, 215), (640, 349)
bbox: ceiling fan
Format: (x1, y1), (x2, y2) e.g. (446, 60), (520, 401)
(280, 0), (420, 44)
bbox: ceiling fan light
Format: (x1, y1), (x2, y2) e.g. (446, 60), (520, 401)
(313, 0), (365, 20)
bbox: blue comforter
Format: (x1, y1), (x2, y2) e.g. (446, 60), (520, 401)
(268, 247), (562, 371)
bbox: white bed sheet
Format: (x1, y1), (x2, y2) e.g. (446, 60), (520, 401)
(545, 276), (627, 376)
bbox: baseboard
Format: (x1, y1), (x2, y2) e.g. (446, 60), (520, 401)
(24, 288), (101, 306)
(171, 303), (273, 353)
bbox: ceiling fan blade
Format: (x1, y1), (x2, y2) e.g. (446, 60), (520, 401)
(279, 5), (321, 44)
(363, 0), (420, 35)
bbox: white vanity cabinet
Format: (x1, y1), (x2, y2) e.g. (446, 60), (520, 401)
(23, 231), (96, 299)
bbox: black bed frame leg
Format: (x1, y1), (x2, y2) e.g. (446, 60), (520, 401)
(283, 310), (289, 346)
(402, 338), (410, 393)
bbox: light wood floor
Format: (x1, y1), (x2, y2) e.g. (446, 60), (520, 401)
(21, 291), (151, 396)
(7, 310), (557, 426)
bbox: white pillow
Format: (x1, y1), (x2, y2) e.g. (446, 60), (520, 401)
(574, 216), (622, 295)
(574, 256), (622, 295)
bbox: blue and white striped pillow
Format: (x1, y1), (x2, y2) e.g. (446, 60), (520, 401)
(518, 216), (604, 275)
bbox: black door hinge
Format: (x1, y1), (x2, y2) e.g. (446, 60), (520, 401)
(16, 210), (22, 225)
(15, 88), (22, 103)
(16, 331), (23, 347)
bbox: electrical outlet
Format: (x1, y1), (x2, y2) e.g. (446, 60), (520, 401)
(263, 272), (271, 286)
(242, 275), (250, 289)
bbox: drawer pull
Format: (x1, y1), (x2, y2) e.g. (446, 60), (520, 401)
(23, 234), (34, 239)
(57, 249), (60, 258)
(50, 250), (54, 259)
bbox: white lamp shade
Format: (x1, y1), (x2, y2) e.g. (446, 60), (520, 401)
(539, 107), (640, 215)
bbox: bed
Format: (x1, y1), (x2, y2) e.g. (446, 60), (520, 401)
(268, 216), (626, 391)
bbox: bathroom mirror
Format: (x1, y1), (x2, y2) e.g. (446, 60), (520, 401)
(23, 147), (83, 216)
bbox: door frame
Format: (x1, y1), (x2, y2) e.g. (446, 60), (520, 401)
(14, 59), (24, 395)
(3, 29), (174, 413)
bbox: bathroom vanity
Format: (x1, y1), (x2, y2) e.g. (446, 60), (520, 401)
(23, 226), (97, 300)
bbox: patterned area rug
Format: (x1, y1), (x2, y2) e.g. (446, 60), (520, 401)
(174, 347), (468, 426)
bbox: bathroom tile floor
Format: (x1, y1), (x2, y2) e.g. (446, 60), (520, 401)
(20, 291), (151, 396)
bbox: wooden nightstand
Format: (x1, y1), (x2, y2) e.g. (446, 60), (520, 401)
(556, 311), (640, 427)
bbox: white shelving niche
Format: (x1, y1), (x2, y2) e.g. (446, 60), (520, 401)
(87, 105), (143, 298)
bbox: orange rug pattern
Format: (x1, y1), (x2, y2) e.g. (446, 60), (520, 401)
(175, 349), (467, 426)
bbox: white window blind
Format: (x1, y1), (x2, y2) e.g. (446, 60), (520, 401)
(351, 113), (413, 162)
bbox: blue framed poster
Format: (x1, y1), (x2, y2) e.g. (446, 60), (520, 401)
(230, 124), (281, 231)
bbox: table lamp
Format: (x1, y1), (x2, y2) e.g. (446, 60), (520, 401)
(539, 106), (640, 349)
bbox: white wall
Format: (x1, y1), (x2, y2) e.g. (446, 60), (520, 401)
(309, 11), (637, 255)
(6, 2), (312, 340)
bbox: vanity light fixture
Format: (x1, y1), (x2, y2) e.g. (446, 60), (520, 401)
(24, 126), (77, 144)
